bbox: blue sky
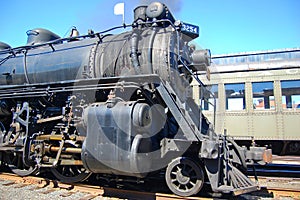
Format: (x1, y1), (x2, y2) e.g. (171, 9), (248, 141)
(0, 0), (299, 55)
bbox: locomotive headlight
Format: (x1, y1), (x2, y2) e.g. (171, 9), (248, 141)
(145, 2), (175, 23)
(146, 2), (166, 19)
(191, 49), (211, 72)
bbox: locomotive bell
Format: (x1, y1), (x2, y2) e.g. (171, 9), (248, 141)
(70, 27), (79, 37)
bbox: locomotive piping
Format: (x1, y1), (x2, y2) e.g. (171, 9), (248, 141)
(0, 54), (13, 66)
(147, 25), (158, 73)
(0, 24), (133, 57)
(130, 28), (141, 73)
(22, 50), (30, 84)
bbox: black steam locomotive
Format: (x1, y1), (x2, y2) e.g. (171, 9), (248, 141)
(0, 2), (271, 197)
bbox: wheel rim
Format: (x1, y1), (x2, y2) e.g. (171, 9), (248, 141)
(8, 154), (38, 176)
(3, 127), (38, 176)
(165, 157), (204, 197)
(51, 165), (91, 183)
(3, 150), (38, 176)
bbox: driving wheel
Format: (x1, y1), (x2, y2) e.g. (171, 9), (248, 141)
(51, 165), (91, 183)
(50, 142), (91, 183)
(3, 127), (38, 176)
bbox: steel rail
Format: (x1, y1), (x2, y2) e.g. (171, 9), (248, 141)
(0, 172), (210, 199)
(1, 172), (300, 199)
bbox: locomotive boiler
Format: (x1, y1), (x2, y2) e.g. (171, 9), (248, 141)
(0, 2), (271, 197)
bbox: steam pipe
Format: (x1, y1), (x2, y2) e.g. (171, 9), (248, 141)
(148, 25), (158, 73)
(130, 28), (141, 73)
(23, 50), (30, 84)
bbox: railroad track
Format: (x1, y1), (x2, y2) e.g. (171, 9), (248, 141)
(248, 163), (300, 178)
(0, 172), (299, 199)
(247, 156), (300, 178)
(0, 172), (204, 200)
(272, 155), (300, 165)
(249, 176), (300, 199)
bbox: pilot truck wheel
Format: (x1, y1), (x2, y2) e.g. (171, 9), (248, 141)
(165, 157), (204, 196)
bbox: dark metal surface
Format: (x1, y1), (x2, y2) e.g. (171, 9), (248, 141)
(81, 100), (153, 177)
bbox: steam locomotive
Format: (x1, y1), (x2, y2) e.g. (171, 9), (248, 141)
(0, 2), (271, 197)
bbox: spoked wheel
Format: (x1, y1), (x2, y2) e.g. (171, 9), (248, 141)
(5, 152), (38, 176)
(165, 157), (204, 197)
(3, 127), (38, 176)
(50, 141), (91, 183)
(51, 165), (91, 183)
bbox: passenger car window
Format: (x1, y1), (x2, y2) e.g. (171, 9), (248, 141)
(252, 82), (274, 109)
(225, 83), (245, 110)
(202, 84), (218, 111)
(281, 80), (300, 109)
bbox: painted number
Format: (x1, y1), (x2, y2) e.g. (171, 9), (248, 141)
(182, 24), (198, 34)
